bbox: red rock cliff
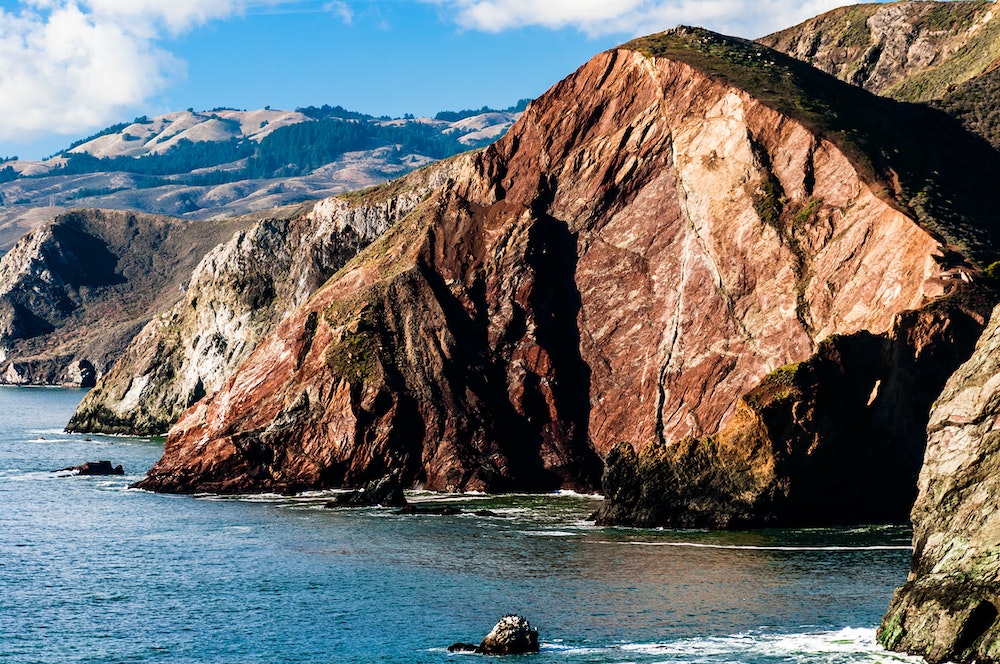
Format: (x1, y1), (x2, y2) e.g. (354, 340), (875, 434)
(137, 31), (985, 495)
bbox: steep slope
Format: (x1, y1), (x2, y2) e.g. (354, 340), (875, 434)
(136, 28), (1000, 501)
(759, 1), (1000, 148)
(67, 157), (469, 435)
(877, 297), (1000, 663)
(0, 209), (249, 386)
(759, 1), (998, 100)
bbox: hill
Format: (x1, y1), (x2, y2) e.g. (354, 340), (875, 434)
(0, 208), (252, 386)
(0, 103), (524, 252)
(125, 26), (998, 525)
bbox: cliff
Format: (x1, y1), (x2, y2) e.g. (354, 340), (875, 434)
(136, 28), (999, 499)
(878, 295), (1000, 662)
(0, 209), (248, 386)
(67, 159), (468, 435)
(594, 288), (993, 527)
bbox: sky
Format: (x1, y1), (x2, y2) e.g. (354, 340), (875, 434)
(0, 0), (881, 160)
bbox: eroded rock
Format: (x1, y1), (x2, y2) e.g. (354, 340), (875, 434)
(135, 30), (999, 515)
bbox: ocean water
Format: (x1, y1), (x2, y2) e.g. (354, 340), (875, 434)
(0, 386), (922, 663)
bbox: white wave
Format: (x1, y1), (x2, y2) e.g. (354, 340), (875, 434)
(595, 540), (911, 551)
(551, 489), (604, 500)
(618, 627), (923, 662)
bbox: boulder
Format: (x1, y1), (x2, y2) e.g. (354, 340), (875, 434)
(477, 615), (540, 655)
(448, 615), (540, 656)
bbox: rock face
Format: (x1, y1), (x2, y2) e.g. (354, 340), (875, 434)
(67, 160), (464, 435)
(0, 209), (248, 387)
(878, 298), (1000, 662)
(595, 289), (993, 528)
(136, 29), (998, 503)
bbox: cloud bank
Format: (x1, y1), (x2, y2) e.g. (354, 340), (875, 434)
(0, 0), (255, 146)
(425, 0), (858, 39)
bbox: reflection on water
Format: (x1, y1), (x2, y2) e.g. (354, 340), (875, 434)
(0, 387), (919, 663)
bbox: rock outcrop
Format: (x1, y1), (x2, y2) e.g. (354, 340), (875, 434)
(449, 615), (540, 656)
(0, 209), (249, 387)
(133, 28), (1000, 502)
(66, 159), (467, 435)
(759, 1), (998, 101)
(878, 297), (1000, 662)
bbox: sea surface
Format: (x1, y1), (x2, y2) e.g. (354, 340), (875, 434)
(0, 386), (922, 663)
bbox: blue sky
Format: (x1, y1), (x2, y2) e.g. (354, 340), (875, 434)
(0, 0), (873, 160)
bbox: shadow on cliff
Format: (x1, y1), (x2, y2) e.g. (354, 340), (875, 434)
(413, 177), (603, 492)
(596, 286), (994, 528)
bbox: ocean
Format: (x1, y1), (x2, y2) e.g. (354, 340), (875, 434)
(0, 386), (921, 663)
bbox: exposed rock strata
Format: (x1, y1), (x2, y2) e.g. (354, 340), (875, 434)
(0, 209), (248, 386)
(67, 160), (465, 435)
(135, 30), (997, 499)
(878, 297), (1000, 663)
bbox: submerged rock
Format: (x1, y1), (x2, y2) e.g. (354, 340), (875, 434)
(449, 615), (540, 656)
(324, 472), (407, 508)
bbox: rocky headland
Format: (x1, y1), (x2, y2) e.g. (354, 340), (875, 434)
(133, 27), (999, 504)
(67, 158), (468, 435)
(5, 5), (992, 660)
(0, 208), (249, 387)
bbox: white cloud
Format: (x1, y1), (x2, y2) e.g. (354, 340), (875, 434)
(0, 0), (255, 145)
(424, 0), (861, 39)
(324, 1), (352, 25)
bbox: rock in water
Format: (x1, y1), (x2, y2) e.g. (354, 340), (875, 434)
(324, 472), (407, 508)
(449, 615), (540, 655)
(56, 460), (124, 475)
(478, 615), (540, 655)
(878, 299), (1000, 663)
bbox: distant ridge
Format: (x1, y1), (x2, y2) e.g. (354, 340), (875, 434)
(0, 104), (523, 252)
